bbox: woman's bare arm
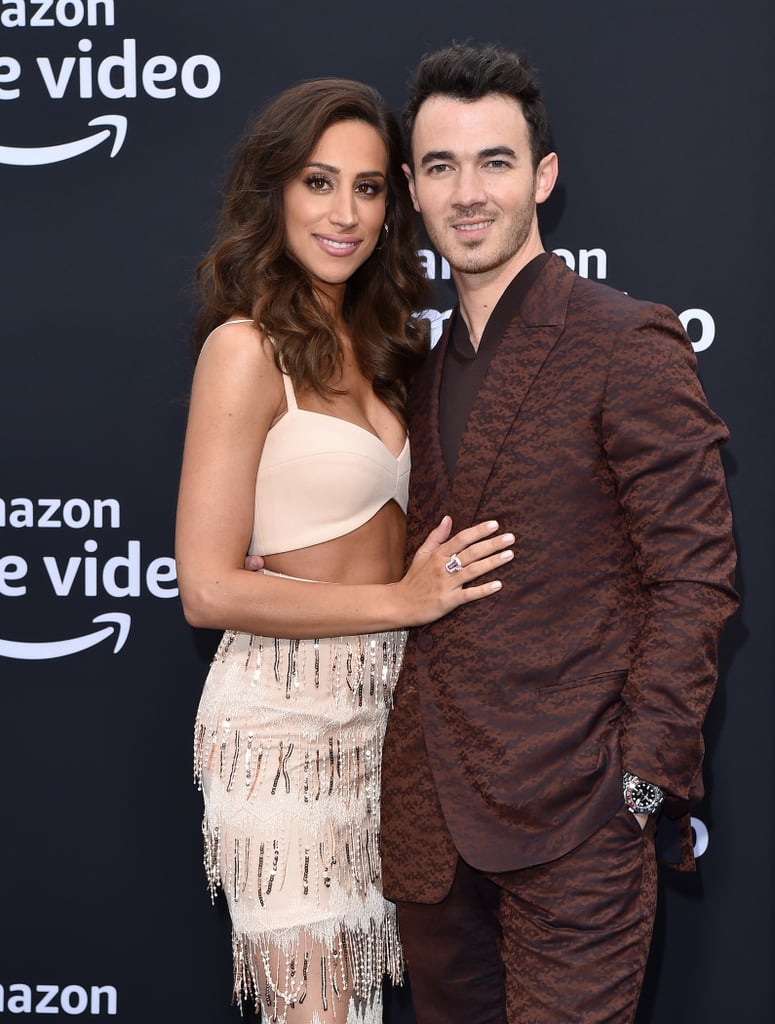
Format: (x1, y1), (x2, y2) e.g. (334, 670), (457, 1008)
(175, 321), (513, 639)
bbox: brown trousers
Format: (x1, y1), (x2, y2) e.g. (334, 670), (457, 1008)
(395, 805), (658, 1024)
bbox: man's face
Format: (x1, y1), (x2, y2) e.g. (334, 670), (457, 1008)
(405, 94), (557, 280)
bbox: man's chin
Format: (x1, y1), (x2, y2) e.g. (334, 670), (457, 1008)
(447, 252), (505, 276)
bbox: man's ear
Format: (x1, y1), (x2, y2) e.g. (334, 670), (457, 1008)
(535, 152), (559, 205)
(402, 162), (421, 213)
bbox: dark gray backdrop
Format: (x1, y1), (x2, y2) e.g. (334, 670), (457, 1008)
(1, 2), (771, 1021)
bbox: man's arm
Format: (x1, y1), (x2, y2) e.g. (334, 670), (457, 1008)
(602, 303), (738, 808)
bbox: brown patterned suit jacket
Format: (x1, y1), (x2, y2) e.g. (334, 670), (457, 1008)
(381, 255), (738, 903)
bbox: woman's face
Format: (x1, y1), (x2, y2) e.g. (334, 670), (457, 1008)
(283, 119), (388, 304)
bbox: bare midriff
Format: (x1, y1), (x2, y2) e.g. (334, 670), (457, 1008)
(262, 499), (406, 586)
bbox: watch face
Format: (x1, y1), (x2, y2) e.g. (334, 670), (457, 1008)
(625, 776), (662, 813)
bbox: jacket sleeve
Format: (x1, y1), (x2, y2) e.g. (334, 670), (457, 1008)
(601, 303), (738, 807)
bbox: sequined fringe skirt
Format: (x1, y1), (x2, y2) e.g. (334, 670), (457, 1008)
(194, 627), (407, 1022)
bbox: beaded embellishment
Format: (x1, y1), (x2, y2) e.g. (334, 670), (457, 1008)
(194, 629), (406, 1022)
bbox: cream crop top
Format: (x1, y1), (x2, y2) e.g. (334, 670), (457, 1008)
(210, 322), (409, 556)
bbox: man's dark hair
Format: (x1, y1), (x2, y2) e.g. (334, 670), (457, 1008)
(403, 42), (551, 170)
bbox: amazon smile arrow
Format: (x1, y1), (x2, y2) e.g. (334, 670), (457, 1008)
(0, 613), (131, 660)
(0, 115), (128, 166)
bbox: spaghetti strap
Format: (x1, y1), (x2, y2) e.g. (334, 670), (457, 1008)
(280, 370), (298, 411)
(200, 318), (255, 350)
(201, 322), (297, 412)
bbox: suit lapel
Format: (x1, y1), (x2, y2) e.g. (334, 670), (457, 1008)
(451, 256), (575, 526)
(407, 323), (453, 545)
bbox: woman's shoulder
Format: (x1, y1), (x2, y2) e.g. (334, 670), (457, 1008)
(193, 317), (283, 408)
(201, 316), (265, 348)
(198, 318), (276, 368)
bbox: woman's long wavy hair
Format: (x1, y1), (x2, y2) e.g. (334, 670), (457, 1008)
(195, 79), (430, 424)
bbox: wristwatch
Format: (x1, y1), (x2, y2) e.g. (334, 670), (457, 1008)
(622, 771), (664, 815)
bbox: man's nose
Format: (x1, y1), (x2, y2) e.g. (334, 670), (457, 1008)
(450, 166), (487, 209)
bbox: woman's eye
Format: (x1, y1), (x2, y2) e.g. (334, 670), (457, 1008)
(355, 181), (383, 195)
(305, 175), (331, 191)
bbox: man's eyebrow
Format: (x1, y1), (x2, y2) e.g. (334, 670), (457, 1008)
(480, 146), (518, 160)
(419, 146), (519, 167)
(305, 161), (386, 178)
(420, 150), (455, 167)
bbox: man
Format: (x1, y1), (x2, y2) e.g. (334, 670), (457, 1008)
(379, 42), (738, 1024)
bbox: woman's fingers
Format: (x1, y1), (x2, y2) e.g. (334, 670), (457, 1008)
(455, 577), (504, 602)
(439, 527), (514, 608)
(402, 518), (512, 623)
(441, 548), (513, 598)
(461, 546), (514, 580)
(416, 514), (458, 557)
(427, 514), (454, 547)
(458, 553), (513, 600)
(446, 520), (501, 552)
(444, 524), (505, 557)
(446, 530), (515, 575)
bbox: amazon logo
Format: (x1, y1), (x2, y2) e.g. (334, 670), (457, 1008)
(0, 612), (130, 660)
(0, 980), (117, 1016)
(1, 496), (177, 661)
(0, 1), (221, 165)
(0, 112), (125, 163)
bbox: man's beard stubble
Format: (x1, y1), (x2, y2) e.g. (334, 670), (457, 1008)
(428, 197), (536, 277)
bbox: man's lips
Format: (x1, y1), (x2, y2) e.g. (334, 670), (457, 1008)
(452, 219), (494, 233)
(448, 218), (495, 237)
(314, 234), (362, 255)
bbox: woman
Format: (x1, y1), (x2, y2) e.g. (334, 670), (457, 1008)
(175, 79), (513, 1023)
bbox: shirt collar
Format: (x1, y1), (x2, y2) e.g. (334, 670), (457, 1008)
(449, 251), (552, 361)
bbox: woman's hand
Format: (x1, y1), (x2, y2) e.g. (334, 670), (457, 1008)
(242, 516), (511, 631)
(394, 516), (513, 626)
